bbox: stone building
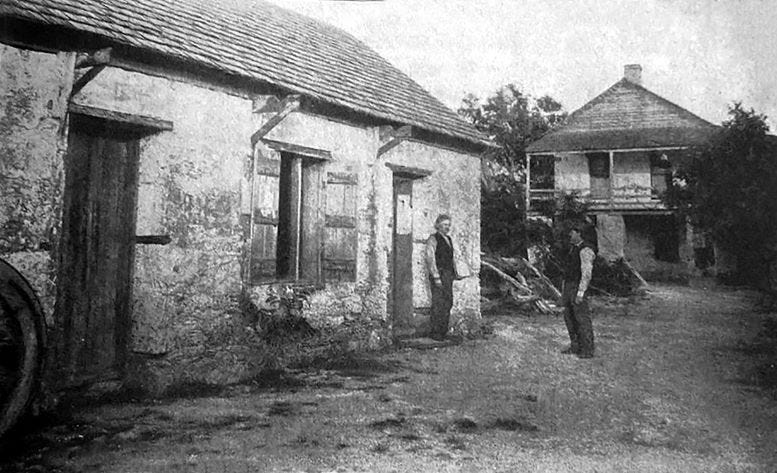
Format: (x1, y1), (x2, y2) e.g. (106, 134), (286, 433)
(0, 0), (487, 392)
(525, 65), (718, 280)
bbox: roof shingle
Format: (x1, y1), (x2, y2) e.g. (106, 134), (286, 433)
(527, 78), (718, 153)
(1, 0), (487, 147)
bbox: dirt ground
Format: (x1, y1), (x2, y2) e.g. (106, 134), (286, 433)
(2, 282), (776, 472)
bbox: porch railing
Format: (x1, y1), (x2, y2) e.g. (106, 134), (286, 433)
(528, 187), (668, 213)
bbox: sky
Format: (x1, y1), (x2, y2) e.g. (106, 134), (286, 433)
(265, 0), (777, 128)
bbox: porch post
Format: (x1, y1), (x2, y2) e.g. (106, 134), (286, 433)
(608, 150), (614, 208)
(525, 153), (532, 213)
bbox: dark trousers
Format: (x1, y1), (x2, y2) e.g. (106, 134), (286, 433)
(561, 281), (594, 356)
(430, 269), (454, 338)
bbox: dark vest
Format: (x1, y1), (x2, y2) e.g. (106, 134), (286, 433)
(564, 242), (594, 283)
(434, 233), (454, 273)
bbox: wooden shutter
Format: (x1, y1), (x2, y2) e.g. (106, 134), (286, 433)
(323, 170), (358, 282)
(251, 155), (281, 282)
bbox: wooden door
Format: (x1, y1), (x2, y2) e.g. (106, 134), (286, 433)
(392, 176), (414, 337)
(56, 115), (140, 384)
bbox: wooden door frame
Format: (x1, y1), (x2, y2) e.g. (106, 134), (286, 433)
(56, 111), (165, 385)
(388, 164), (431, 339)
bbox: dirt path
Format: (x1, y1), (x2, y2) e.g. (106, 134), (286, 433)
(2, 282), (776, 472)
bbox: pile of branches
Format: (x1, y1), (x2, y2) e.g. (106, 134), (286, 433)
(481, 254), (562, 315)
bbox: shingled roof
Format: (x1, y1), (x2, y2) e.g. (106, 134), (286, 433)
(526, 73), (718, 153)
(1, 0), (487, 148)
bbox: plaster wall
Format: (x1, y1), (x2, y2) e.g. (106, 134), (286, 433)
(72, 66), (256, 386)
(554, 153), (590, 195)
(255, 112), (391, 348)
(612, 152), (651, 197)
(1, 51), (483, 391)
(623, 215), (690, 281)
(596, 214), (625, 262)
(381, 140), (481, 333)
(0, 44), (73, 322)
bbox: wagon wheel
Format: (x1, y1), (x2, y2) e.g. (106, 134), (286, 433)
(0, 259), (46, 438)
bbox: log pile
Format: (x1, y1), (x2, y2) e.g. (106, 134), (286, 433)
(481, 255), (562, 315)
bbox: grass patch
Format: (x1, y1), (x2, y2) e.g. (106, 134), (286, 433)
(372, 442), (390, 453)
(396, 432), (422, 442)
(491, 417), (539, 432)
(305, 353), (405, 379)
(452, 418), (478, 433)
(369, 417), (406, 430)
(163, 381), (223, 400)
(267, 401), (295, 417)
(247, 369), (306, 391)
(445, 435), (467, 450)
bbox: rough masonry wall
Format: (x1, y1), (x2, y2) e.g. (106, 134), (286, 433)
(596, 214), (625, 262)
(0, 44), (73, 323)
(73, 66), (258, 388)
(260, 113), (390, 348)
(624, 215), (689, 281)
(381, 140), (482, 332)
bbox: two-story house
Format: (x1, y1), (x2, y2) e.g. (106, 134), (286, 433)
(525, 65), (718, 279)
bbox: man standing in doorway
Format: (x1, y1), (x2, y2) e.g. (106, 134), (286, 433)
(425, 214), (456, 341)
(561, 224), (596, 358)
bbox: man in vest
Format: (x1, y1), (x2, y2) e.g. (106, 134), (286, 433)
(561, 224), (596, 358)
(425, 214), (457, 341)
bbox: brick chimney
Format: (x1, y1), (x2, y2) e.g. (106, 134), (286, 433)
(624, 64), (642, 85)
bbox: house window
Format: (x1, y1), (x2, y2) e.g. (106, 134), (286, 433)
(250, 151), (357, 284)
(586, 152), (610, 198)
(530, 154), (555, 189)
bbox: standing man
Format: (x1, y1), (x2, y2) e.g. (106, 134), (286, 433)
(561, 224), (596, 358)
(425, 214), (456, 341)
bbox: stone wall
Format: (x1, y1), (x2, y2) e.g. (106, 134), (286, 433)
(623, 215), (690, 281)
(1, 47), (483, 393)
(0, 45), (73, 324)
(381, 140), (481, 333)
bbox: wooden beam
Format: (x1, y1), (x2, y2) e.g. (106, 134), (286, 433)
(385, 163), (432, 179)
(134, 235), (172, 245)
(68, 103), (174, 131)
(70, 65), (106, 98)
(75, 47), (112, 69)
(377, 125), (413, 157)
(262, 138), (332, 160)
(250, 94), (301, 147)
(530, 146), (689, 155)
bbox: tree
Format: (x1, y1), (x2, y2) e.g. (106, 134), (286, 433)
(665, 103), (777, 286)
(459, 84), (565, 169)
(458, 85), (565, 256)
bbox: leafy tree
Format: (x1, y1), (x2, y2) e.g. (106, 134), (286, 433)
(459, 85), (566, 256)
(459, 84), (565, 168)
(665, 103), (777, 286)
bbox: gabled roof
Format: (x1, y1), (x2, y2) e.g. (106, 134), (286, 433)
(1, 0), (487, 148)
(526, 78), (718, 153)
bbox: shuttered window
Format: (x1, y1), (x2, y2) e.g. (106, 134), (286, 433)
(323, 171), (358, 282)
(249, 151), (336, 284)
(251, 156), (281, 282)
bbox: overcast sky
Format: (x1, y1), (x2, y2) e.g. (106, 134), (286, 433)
(266, 0), (777, 128)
